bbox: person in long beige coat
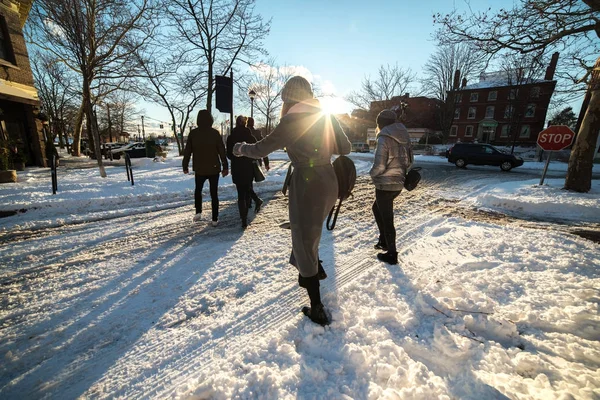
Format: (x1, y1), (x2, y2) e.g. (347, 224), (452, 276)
(233, 76), (351, 326)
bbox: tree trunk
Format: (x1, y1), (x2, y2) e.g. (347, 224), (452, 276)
(72, 99), (85, 156)
(83, 78), (106, 177)
(564, 57), (600, 193)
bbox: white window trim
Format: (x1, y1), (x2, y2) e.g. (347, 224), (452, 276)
(468, 107), (476, 119)
(465, 125), (474, 137)
(485, 106), (495, 119)
(500, 125), (509, 138)
(470, 93), (479, 102)
(454, 108), (460, 119)
(519, 125), (531, 138)
(449, 125), (458, 137)
(488, 91), (497, 101)
(504, 106), (513, 119)
(525, 104), (536, 118)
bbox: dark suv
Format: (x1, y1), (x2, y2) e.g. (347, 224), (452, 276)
(447, 143), (524, 171)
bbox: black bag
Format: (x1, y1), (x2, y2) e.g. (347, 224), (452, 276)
(327, 155), (356, 230)
(253, 161), (265, 182)
(404, 167), (421, 191)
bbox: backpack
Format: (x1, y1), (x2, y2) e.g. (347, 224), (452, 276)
(327, 155), (356, 230)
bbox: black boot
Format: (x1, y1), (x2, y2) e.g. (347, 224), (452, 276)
(317, 259), (327, 280)
(254, 198), (263, 213)
(377, 251), (398, 265)
(373, 239), (388, 251)
(241, 219), (248, 229)
(300, 275), (330, 326)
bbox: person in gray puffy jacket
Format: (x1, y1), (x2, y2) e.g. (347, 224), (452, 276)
(369, 109), (413, 265)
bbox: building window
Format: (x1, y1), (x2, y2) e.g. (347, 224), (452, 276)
(519, 125), (531, 138)
(530, 87), (540, 99)
(455, 93), (462, 103)
(488, 91), (497, 101)
(485, 106), (495, 119)
(450, 126), (458, 137)
(0, 16), (15, 64)
(525, 104), (536, 118)
(509, 88), (519, 100)
(504, 106), (514, 119)
(465, 126), (474, 137)
(470, 93), (479, 102)
(468, 107), (476, 119)
(454, 108), (460, 119)
(500, 125), (510, 138)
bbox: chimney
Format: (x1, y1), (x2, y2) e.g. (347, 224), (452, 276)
(461, 78), (467, 88)
(544, 52), (559, 80)
(404, 93), (410, 98)
(453, 70), (461, 90)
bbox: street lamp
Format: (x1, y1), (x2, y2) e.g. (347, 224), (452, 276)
(248, 89), (256, 118)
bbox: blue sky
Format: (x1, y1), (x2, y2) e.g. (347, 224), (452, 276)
(143, 0), (585, 132)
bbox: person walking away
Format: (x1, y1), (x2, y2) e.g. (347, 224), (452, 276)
(369, 109), (413, 265)
(246, 117), (269, 212)
(233, 76), (351, 326)
(182, 110), (229, 226)
(227, 116), (263, 229)
(247, 117), (270, 170)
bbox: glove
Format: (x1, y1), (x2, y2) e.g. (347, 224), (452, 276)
(233, 142), (246, 157)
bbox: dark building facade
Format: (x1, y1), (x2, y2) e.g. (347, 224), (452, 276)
(0, 0), (46, 168)
(447, 69), (556, 146)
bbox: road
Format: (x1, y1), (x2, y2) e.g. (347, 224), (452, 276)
(0, 162), (598, 399)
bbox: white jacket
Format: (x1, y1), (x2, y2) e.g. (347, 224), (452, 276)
(369, 123), (413, 191)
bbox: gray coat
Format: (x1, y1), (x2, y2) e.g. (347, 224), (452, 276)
(236, 99), (351, 277)
(369, 123), (413, 191)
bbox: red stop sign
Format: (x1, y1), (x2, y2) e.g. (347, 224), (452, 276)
(537, 125), (575, 151)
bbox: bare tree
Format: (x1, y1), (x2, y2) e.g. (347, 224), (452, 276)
(238, 59), (293, 134)
(165, 0), (270, 113)
(28, 0), (157, 177)
(347, 64), (417, 110)
(31, 51), (78, 153)
(434, 0), (600, 192)
(421, 43), (486, 141)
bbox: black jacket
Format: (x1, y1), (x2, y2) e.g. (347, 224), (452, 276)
(182, 127), (228, 175)
(227, 126), (256, 184)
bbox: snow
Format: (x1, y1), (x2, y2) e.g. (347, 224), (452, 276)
(1, 148), (599, 399)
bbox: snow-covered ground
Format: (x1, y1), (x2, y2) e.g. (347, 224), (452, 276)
(0, 149), (599, 399)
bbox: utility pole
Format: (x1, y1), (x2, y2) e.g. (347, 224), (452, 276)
(141, 116), (146, 141)
(137, 124), (140, 142)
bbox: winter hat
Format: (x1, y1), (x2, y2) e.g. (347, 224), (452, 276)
(376, 109), (397, 128)
(281, 76), (313, 104)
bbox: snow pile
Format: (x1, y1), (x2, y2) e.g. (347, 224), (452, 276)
(466, 178), (600, 222)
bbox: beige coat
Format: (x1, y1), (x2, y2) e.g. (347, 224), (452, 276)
(236, 99), (351, 277)
(369, 123), (413, 191)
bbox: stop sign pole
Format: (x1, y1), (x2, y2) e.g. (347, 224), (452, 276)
(537, 125), (576, 185)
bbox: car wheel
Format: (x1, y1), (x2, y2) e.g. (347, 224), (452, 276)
(501, 161), (513, 171)
(455, 158), (466, 168)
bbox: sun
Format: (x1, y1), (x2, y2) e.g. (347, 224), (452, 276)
(319, 96), (350, 115)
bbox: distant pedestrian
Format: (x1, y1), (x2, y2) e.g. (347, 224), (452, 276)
(233, 76), (351, 326)
(182, 110), (229, 227)
(227, 115), (263, 229)
(247, 117), (270, 170)
(369, 109), (413, 265)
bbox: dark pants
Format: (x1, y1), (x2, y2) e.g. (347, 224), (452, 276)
(236, 182), (253, 222)
(372, 189), (401, 253)
(195, 174), (219, 221)
(246, 182), (261, 207)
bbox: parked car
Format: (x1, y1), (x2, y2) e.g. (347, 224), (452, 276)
(352, 142), (370, 153)
(111, 142), (146, 159)
(447, 143), (524, 171)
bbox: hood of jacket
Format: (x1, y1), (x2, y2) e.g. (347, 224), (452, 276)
(377, 123), (410, 145)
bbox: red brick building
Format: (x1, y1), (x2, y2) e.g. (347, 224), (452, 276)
(447, 66), (557, 146)
(370, 95), (443, 143)
(0, 0), (46, 167)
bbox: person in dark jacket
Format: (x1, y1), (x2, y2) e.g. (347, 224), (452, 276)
(369, 109), (413, 265)
(182, 110), (229, 226)
(233, 76), (351, 326)
(227, 116), (263, 229)
(247, 117), (270, 170)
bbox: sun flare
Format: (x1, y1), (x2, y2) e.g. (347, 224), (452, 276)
(319, 96), (350, 115)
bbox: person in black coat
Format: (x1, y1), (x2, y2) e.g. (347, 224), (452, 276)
(226, 116), (262, 229)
